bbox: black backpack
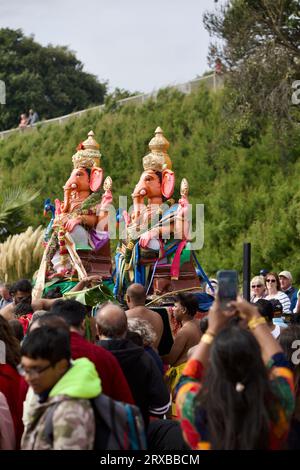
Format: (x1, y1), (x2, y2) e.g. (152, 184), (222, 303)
(44, 393), (147, 450)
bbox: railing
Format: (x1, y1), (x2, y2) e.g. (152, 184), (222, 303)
(0, 72), (224, 140)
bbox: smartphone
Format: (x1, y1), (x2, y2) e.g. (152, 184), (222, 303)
(217, 270), (238, 310)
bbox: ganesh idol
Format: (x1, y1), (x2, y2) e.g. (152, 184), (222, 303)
(114, 127), (200, 298)
(36, 130), (113, 290)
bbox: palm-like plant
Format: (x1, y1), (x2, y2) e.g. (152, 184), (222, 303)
(0, 187), (40, 242)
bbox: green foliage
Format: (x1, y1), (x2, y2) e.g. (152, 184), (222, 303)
(1, 85), (300, 281)
(0, 28), (107, 131)
(203, 0), (300, 128)
(0, 186), (39, 241)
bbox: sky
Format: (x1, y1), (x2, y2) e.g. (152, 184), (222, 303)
(0, 0), (221, 93)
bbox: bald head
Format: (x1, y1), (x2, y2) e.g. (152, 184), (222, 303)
(96, 302), (127, 339)
(126, 283), (146, 307)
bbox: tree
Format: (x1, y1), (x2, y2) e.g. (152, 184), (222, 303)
(203, 0), (300, 133)
(0, 29), (107, 131)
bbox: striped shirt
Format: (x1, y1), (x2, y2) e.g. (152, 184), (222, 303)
(266, 292), (291, 313)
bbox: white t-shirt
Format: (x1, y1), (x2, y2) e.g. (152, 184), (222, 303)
(271, 324), (281, 339)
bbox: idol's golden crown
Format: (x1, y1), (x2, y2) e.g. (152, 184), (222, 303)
(143, 127), (172, 172)
(72, 130), (101, 169)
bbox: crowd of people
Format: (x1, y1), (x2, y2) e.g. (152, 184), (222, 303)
(0, 270), (299, 451)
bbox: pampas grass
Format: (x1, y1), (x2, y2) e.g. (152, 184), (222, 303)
(0, 226), (44, 282)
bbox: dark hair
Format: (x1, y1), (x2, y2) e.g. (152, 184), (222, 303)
(269, 298), (283, 316)
(199, 316), (208, 334)
(0, 316), (21, 368)
(255, 299), (274, 323)
(291, 313), (300, 325)
(28, 313), (69, 334)
(14, 302), (32, 317)
(175, 292), (199, 317)
(10, 279), (32, 295)
(21, 326), (71, 365)
(50, 299), (86, 328)
(197, 325), (278, 450)
(126, 330), (143, 347)
(9, 320), (24, 342)
(265, 272), (281, 291)
(44, 287), (62, 299)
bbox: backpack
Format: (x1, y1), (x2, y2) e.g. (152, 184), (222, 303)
(44, 393), (147, 450)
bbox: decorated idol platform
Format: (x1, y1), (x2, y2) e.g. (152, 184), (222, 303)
(33, 127), (214, 350)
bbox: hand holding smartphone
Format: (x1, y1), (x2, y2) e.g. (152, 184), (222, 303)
(217, 270), (238, 311)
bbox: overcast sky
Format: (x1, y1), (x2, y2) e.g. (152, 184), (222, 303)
(0, 0), (221, 93)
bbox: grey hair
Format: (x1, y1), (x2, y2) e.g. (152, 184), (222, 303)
(127, 318), (157, 347)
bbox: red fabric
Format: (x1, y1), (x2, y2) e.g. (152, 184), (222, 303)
(17, 314), (33, 335)
(0, 364), (27, 448)
(70, 332), (134, 404)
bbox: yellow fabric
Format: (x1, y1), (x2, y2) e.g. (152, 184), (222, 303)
(165, 362), (186, 417)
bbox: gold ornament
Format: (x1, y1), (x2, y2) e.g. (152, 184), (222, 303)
(103, 176), (113, 191)
(72, 130), (102, 169)
(143, 127), (172, 172)
(180, 178), (189, 197)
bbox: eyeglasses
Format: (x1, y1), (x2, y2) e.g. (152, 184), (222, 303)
(266, 279), (276, 283)
(251, 284), (263, 288)
(17, 363), (52, 378)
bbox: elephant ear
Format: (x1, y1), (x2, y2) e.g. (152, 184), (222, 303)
(90, 167), (103, 192)
(161, 169), (175, 199)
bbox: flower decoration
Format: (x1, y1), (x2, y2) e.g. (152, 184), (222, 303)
(76, 142), (85, 151)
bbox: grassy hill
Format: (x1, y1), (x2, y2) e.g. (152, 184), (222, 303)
(1, 85), (300, 280)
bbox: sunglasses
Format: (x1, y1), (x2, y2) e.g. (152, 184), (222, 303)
(251, 284), (263, 288)
(266, 279), (276, 283)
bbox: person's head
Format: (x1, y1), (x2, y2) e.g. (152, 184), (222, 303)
(250, 276), (265, 298)
(259, 269), (269, 278)
(126, 283), (146, 308)
(96, 302), (127, 339)
(268, 298), (283, 318)
(198, 324), (277, 450)
(0, 316), (21, 368)
(30, 310), (48, 324)
(20, 326), (71, 394)
(0, 283), (11, 301)
(278, 271), (293, 292)
(29, 109), (33, 115)
(14, 302), (32, 317)
(255, 299), (274, 325)
(173, 292), (199, 322)
(265, 272), (280, 292)
(126, 330), (144, 347)
(127, 318), (157, 347)
(10, 279), (32, 306)
(28, 313), (68, 334)
(205, 279), (218, 297)
(9, 320), (24, 343)
(50, 299), (86, 332)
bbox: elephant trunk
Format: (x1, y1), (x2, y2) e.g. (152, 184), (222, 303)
(60, 187), (73, 213)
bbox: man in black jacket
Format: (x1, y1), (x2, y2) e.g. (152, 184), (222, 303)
(96, 302), (170, 428)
